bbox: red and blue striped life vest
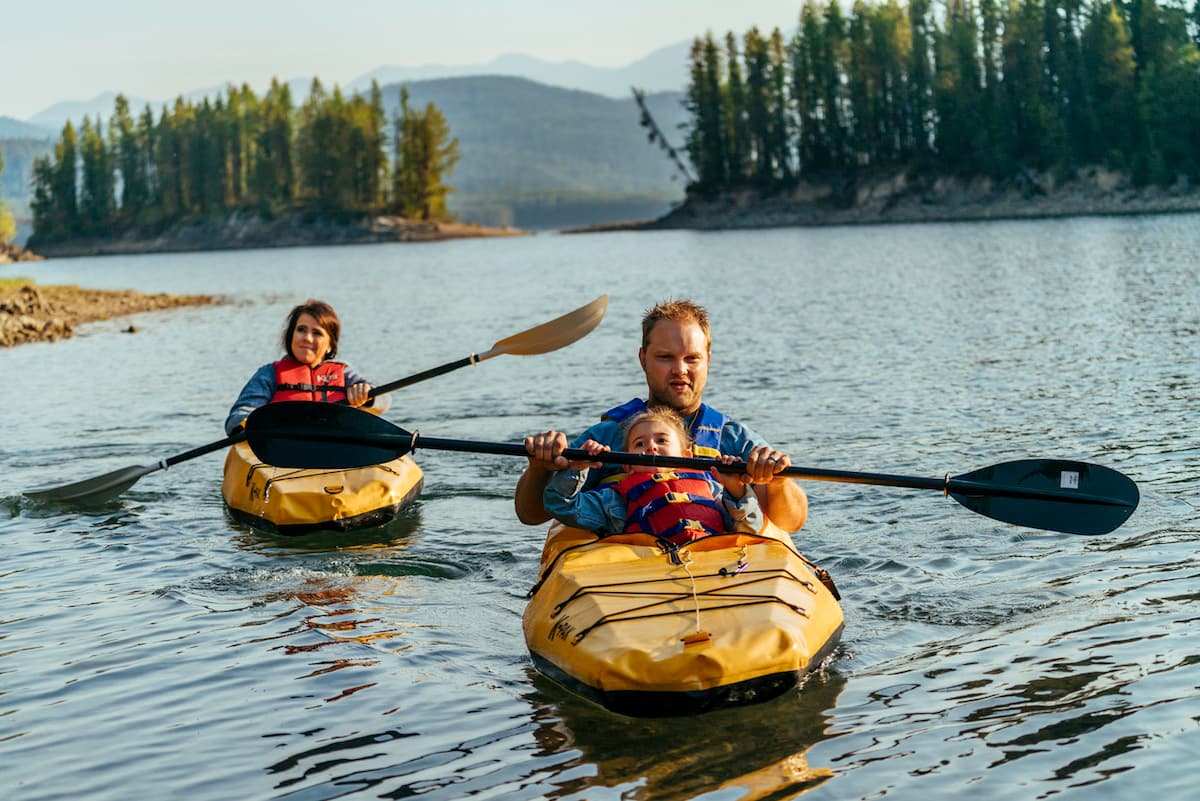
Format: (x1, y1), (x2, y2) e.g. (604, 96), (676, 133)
(612, 470), (726, 544)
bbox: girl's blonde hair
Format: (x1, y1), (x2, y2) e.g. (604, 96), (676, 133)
(621, 406), (692, 450)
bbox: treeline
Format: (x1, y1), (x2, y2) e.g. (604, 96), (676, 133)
(683, 0), (1200, 194)
(30, 79), (459, 243)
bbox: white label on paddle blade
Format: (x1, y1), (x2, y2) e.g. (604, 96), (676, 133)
(1060, 471), (1080, 489)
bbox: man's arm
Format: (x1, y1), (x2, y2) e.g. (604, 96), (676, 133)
(724, 420), (809, 532)
(757, 478), (808, 533)
(515, 430), (570, 525)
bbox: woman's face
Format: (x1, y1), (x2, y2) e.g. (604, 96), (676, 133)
(290, 312), (332, 366)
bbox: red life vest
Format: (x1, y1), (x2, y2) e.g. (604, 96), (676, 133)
(613, 470), (727, 545)
(272, 357), (348, 403)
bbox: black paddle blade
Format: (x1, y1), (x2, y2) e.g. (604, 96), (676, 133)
(948, 459), (1139, 536)
(244, 402), (413, 468)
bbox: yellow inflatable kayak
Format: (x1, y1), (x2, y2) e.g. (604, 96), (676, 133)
(523, 520), (843, 716)
(221, 440), (423, 535)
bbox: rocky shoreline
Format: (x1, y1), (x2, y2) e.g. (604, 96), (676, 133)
(567, 166), (1200, 232)
(27, 210), (525, 259)
(0, 283), (219, 348)
(1, 241), (43, 264)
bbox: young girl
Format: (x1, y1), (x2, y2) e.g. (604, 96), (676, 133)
(543, 407), (762, 542)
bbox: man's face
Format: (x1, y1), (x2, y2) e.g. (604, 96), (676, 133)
(638, 318), (710, 415)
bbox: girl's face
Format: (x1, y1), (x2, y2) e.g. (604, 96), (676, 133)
(625, 420), (691, 472)
(290, 312), (332, 366)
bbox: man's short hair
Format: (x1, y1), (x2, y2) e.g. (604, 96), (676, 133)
(641, 299), (711, 351)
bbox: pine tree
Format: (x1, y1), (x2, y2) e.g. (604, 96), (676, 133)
(768, 28), (794, 184)
(908, 0), (936, 159)
(392, 87), (460, 220)
(724, 32), (751, 184)
(53, 122), (81, 235)
(111, 94), (147, 228)
(744, 27), (775, 186)
(684, 34), (728, 190)
(78, 116), (115, 235)
(793, 2), (826, 170)
(253, 78), (295, 214)
(1082, 1), (1139, 168)
(934, 0), (987, 171)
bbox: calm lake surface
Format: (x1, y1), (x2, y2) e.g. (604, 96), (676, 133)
(3, 216), (1198, 800)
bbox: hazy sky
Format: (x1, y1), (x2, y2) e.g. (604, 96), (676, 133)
(4, 0), (803, 120)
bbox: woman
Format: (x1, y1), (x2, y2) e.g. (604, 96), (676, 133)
(225, 299), (382, 435)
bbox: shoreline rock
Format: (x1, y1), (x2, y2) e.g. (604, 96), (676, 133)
(564, 166), (1200, 232)
(0, 241), (44, 264)
(0, 283), (219, 348)
(28, 210), (526, 259)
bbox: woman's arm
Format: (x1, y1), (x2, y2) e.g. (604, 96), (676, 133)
(224, 364), (275, 435)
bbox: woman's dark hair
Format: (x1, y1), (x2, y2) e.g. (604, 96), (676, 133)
(282, 299), (341, 360)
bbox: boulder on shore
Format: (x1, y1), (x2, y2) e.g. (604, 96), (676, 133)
(0, 241), (44, 264)
(0, 283), (218, 348)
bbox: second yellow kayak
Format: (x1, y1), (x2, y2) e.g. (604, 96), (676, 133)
(221, 440), (423, 535)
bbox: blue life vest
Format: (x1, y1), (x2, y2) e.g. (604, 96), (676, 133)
(601, 398), (727, 458)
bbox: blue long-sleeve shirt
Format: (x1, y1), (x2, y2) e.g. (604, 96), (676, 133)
(544, 466), (763, 536)
(224, 361), (377, 435)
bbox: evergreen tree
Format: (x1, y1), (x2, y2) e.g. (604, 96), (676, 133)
(30, 155), (59, 241)
(792, 2), (826, 170)
(724, 32), (751, 184)
(1082, 1), (1139, 168)
(934, 0), (987, 171)
(847, 1), (879, 166)
(110, 94), (148, 228)
(684, 33), (728, 191)
(53, 122), (80, 235)
(78, 116), (116, 235)
(871, 0), (914, 163)
(768, 28), (794, 184)
(908, 0), (936, 158)
(392, 87), (460, 220)
(743, 27), (775, 186)
(253, 78), (295, 213)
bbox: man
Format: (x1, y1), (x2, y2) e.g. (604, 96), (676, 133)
(515, 298), (808, 531)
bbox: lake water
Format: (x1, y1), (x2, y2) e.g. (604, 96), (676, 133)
(3, 216), (1198, 800)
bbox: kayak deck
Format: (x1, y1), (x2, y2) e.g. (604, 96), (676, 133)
(523, 521), (843, 716)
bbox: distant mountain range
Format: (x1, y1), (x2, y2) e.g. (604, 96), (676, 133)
(8, 41), (692, 135)
(0, 73), (693, 233)
(0, 116), (52, 139)
(0, 44), (697, 234)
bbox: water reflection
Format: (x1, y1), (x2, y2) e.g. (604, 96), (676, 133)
(524, 670), (847, 800)
(228, 503), (425, 555)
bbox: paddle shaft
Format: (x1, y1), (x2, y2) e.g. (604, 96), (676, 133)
(369, 352), (495, 398)
(324, 432), (1125, 510)
(239, 402), (1141, 535)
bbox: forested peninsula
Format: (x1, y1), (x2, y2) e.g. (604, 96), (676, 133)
(633, 0), (1200, 229)
(24, 80), (516, 256)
